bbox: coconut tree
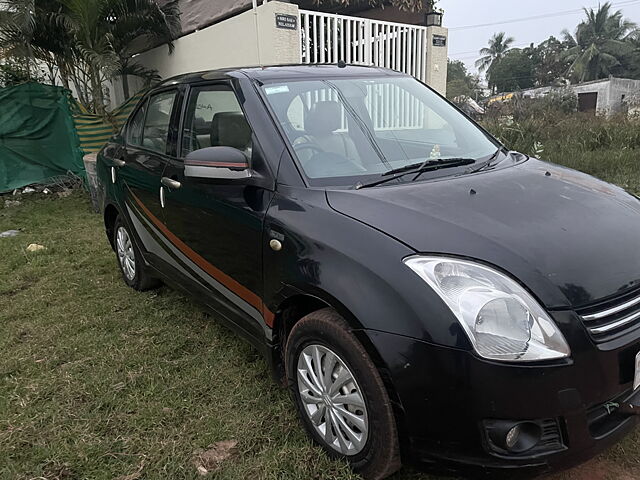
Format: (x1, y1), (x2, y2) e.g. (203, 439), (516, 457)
(475, 32), (515, 73)
(562, 2), (636, 82)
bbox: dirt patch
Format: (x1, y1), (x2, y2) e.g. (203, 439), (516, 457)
(114, 461), (144, 480)
(545, 457), (637, 480)
(41, 462), (74, 480)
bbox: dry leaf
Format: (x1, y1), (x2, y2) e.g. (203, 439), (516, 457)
(26, 243), (46, 252)
(192, 440), (238, 476)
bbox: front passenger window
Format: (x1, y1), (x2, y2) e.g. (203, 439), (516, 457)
(181, 85), (252, 158)
(142, 91), (177, 154)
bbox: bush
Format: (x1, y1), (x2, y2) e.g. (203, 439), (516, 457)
(481, 113), (640, 194)
(485, 89), (577, 122)
(482, 113), (640, 156)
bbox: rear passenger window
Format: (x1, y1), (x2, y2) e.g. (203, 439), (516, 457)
(126, 103), (146, 146)
(141, 91), (177, 154)
(181, 85), (252, 157)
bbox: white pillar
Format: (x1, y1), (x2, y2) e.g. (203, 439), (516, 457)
(425, 26), (448, 96)
(256, 1), (301, 66)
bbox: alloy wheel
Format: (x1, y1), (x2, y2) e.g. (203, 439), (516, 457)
(296, 344), (369, 455)
(116, 226), (136, 281)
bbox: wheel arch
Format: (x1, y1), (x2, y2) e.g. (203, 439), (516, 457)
(104, 202), (121, 250)
(268, 288), (409, 454)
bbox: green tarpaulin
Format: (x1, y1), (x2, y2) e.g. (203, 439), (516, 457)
(0, 83), (84, 192)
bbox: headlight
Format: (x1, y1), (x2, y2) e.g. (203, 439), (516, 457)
(403, 256), (570, 362)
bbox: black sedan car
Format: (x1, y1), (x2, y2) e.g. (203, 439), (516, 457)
(97, 65), (640, 479)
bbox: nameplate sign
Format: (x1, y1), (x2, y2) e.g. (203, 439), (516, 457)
(276, 14), (298, 30)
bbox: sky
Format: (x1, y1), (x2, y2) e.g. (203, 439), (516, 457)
(442, 0), (640, 75)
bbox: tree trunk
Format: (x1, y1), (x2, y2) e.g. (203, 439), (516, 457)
(25, 42), (32, 81)
(122, 75), (130, 101)
(60, 72), (70, 91)
(57, 59), (71, 91)
(90, 66), (106, 116)
(70, 73), (89, 110)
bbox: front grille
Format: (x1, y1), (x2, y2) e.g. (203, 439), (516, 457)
(587, 388), (640, 439)
(537, 418), (565, 451)
(578, 288), (640, 341)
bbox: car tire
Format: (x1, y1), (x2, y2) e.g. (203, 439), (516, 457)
(285, 308), (401, 480)
(113, 216), (160, 291)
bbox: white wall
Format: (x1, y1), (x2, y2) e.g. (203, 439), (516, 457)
(135, 1), (300, 80)
(107, 1), (448, 107)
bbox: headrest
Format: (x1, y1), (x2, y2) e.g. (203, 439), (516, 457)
(211, 112), (252, 150)
(306, 101), (342, 136)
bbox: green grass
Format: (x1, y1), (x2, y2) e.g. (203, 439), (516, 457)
(0, 194), (437, 480)
(1, 142), (639, 479)
(0, 194), (350, 480)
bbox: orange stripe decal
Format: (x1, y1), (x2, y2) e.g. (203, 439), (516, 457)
(130, 192), (274, 327)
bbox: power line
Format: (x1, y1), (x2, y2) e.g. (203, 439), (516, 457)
(450, 42), (533, 57)
(448, 0), (640, 31)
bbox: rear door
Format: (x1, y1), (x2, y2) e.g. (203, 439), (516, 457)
(118, 88), (181, 267)
(160, 82), (275, 341)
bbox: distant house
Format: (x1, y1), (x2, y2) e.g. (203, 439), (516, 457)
(520, 77), (640, 116)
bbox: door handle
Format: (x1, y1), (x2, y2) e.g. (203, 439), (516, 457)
(113, 158), (126, 167)
(161, 177), (181, 190)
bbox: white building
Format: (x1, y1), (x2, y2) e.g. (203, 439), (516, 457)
(109, 0), (448, 108)
(520, 77), (640, 116)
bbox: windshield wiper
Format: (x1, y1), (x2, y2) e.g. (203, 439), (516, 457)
(465, 148), (504, 174)
(355, 158), (475, 189)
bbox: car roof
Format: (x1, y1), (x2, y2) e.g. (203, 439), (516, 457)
(158, 64), (406, 86)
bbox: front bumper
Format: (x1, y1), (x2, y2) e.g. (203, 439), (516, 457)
(362, 310), (640, 477)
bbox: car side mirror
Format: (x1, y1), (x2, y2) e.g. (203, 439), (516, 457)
(184, 146), (251, 180)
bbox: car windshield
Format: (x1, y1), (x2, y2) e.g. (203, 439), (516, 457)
(262, 76), (498, 187)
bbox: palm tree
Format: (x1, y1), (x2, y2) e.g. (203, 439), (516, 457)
(106, 0), (180, 99)
(314, 0), (434, 11)
(562, 2), (636, 82)
(0, 0), (180, 113)
(58, 0), (180, 113)
(475, 32), (515, 73)
(0, 0), (37, 79)
(625, 31), (640, 79)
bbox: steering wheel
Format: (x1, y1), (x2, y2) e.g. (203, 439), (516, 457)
(294, 143), (325, 156)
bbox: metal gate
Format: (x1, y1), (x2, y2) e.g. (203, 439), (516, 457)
(299, 10), (429, 82)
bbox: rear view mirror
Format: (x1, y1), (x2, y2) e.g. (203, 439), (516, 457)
(184, 147), (251, 180)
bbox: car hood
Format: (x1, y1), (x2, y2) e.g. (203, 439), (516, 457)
(326, 158), (640, 309)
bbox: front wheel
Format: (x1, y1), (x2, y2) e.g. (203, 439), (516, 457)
(285, 308), (401, 480)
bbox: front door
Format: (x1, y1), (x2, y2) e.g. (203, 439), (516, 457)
(160, 82), (274, 342)
(578, 92), (598, 114)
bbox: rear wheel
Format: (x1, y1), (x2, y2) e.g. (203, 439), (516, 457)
(285, 308), (401, 479)
(113, 216), (160, 291)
